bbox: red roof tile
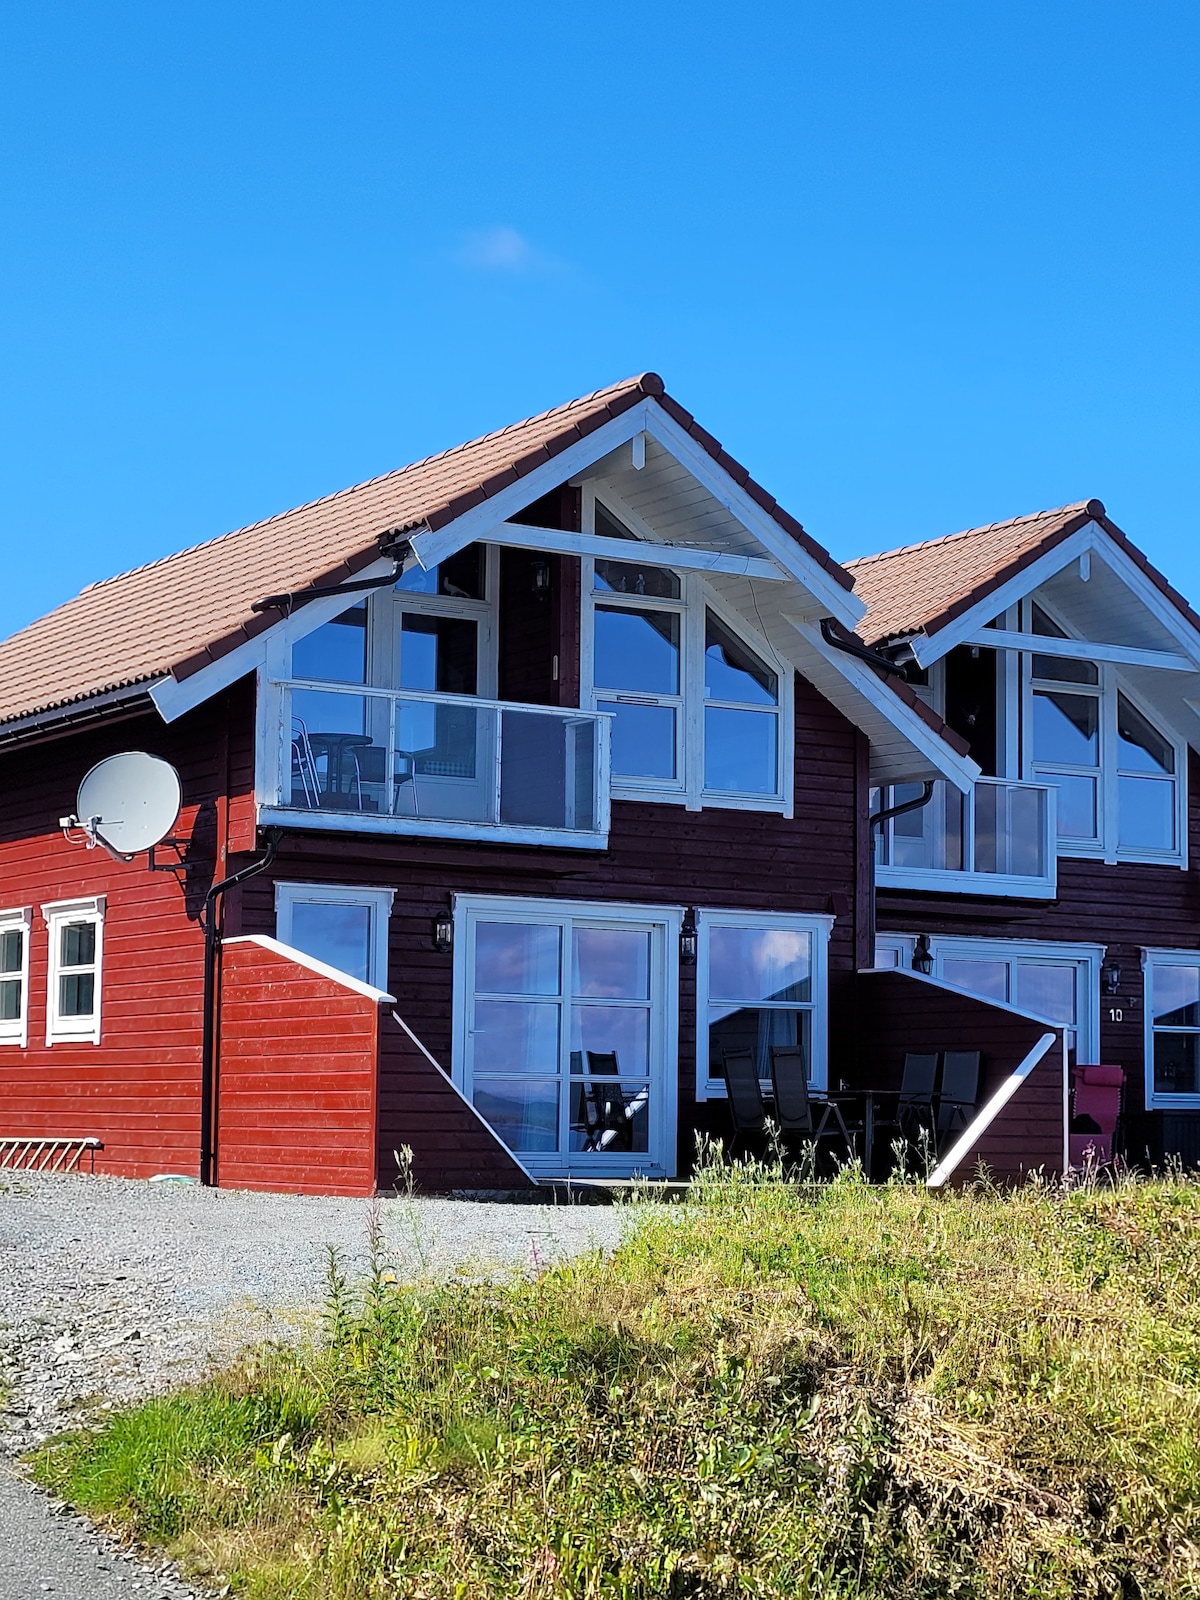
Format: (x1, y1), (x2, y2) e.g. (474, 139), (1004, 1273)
(0, 374), (850, 729)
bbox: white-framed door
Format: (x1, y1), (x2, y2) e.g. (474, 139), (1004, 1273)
(453, 895), (680, 1178)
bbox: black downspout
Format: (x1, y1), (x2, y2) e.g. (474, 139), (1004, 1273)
(867, 783), (935, 956)
(200, 830), (280, 1188)
(819, 616), (909, 677)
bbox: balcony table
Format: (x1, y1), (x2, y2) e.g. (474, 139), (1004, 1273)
(306, 731), (377, 804)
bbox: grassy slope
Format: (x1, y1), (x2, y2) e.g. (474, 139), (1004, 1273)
(32, 1164), (1200, 1599)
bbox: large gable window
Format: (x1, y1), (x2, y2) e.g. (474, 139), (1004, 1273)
(583, 504), (789, 812)
(1023, 600), (1183, 863)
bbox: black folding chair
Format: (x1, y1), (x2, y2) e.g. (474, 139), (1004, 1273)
(937, 1051), (981, 1145)
(873, 1052), (938, 1164)
(770, 1045), (859, 1168)
(582, 1051), (631, 1151)
(721, 1048), (768, 1156)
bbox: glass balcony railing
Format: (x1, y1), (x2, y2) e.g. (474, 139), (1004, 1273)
(265, 681), (611, 847)
(873, 778), (1057, 896)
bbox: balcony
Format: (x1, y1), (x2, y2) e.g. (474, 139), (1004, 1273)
(260, 681), (611, 848)
(873, 777), (1057, 898)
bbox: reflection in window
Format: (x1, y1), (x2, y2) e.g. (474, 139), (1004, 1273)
(292, 602), (367, 684)
(290, 901), (372, 984)
(0, 926), (23, 1024)
(1118, 693), (1175, 851)
(593, 605), (681, 781)
(594, 560), (680, 599)
(399, 614), (478, 695)
(941, 958), (1008, 1004)
(1031, 686), (1101, 842)
(1030, 603), (1099, 685)
(706, 924), (813, 1083)
(395, 544), (485, 599)
(1150, 962), (1200, 1099)
(467, 911), (662, 1161)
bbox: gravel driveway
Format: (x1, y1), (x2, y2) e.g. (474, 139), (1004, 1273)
(0, 1170), (627, 1597)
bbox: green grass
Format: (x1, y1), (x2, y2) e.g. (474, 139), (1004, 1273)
(31, 1158), (1200, 1598)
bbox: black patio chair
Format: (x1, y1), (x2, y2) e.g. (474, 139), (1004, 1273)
(769, 1045), (860, 1168)
(936, 1051), (981, 1145)
(873, 1052), (939, 1161)
(721, 1048), (768, 1157)
(581, 1051), (631, 1151)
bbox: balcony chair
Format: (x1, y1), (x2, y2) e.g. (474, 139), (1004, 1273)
(936, 1051), (981, 1147)
(769, 1045), (860, 1169)
(720, 1048), (768, 1157)
(290, 717), (321, 808)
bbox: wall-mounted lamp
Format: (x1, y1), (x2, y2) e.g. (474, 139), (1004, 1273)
(531, 558), (551, 599)
(912, 934), (934, 976)
(680, 907), (698, 967)
(1102, 960), (1122, 996)
(432, 910), (454, 954)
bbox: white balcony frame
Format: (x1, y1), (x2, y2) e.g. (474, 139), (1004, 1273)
(874, 777), (1058, 898)
(258, 675), (612, 849)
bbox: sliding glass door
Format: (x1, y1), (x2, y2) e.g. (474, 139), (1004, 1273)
(456, 899), (678, 1177)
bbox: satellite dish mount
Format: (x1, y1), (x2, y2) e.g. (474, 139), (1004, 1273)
(60, 753), (184, 866)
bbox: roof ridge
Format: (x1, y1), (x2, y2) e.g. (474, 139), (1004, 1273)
(845, 500), (1096, 572)
(81, 372), (657, 596)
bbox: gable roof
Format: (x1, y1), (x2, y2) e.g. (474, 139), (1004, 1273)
(846, 497), (1200, 649)
(0, 373), (853, 732)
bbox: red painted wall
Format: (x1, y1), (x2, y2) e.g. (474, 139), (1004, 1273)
(217, 938), (379, 1196)
(0, 686), (254, 1179)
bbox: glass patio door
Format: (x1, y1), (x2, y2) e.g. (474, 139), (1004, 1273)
(459, 901), (675, 1177)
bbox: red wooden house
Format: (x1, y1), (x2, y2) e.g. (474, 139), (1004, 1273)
(0, 374), (1176, 1196)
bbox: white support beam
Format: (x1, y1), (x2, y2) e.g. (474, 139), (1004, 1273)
(471, 522), (787, 580)
(959, 629), (1196, 673)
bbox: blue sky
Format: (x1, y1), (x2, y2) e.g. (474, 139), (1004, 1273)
(1, 2), (1197, 639)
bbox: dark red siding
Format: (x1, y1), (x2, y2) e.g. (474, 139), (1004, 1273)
(236, 670), (865, 1176)
(877, 748), (1200, 1120)
(848, 968), (1066, 1181)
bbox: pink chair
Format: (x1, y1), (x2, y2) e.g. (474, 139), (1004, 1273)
(1069, 1065), (1124, 1167)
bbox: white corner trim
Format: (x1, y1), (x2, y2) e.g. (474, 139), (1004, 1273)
(389, 1009), (536, 1183)
(926, 1031), (1060, 1189)
(223, 934), (396, 1004)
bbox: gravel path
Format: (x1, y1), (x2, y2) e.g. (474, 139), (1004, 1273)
(0, 1170), (627, 1596)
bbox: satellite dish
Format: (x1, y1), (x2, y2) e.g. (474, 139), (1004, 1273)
(72, 752), (182, 858)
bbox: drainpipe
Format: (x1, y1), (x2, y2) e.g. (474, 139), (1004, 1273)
(819, 617), (909, 677)
(867, 783), (935, 957)
(199, 830), (280, 1187)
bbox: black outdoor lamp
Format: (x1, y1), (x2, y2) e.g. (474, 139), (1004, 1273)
(680, 907), (698, 967)
(1102, 960), (1122, 997)
(432, 909), (454, 954)
(531, 558), (551, 598)
(912, 934), (935, 976)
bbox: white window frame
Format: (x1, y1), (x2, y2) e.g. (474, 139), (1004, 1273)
(874, 932), (1102, 1063)
(274, 882), (395, 991)
(452, 893), (680, 1179)
(42, 896), (106, 1046)
(696, 908), (833, 1100)
(282, 544), (499, 698)
(580, 492), (793, 815)
(1142, 947), (1200, 1109)
(0, 907), (32, 1047)
(1020, 596), (1187, 867)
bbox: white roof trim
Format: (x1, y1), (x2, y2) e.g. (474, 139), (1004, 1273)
(911, 521), (1200, 669)
(223, 933), (396, 1004)
(787, 617), (980, 791)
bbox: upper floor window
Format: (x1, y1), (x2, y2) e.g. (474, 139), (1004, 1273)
(1024, 600), (1183, 863)
(288, 545), (495, 698)
(583, 505), (789, 812)
(43, 896), (105, 1046)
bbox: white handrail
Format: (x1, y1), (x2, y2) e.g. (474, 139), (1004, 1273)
(926, 1031), (1059, 1188)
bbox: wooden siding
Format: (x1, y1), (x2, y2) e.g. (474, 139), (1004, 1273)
(218, 938), (379, 1195)
(0, 684), (255, 1178)
(236, 669), (865, 1177)
(847, 968), (1065, 1181)
(877, 747), (1200, 1118)
(376, 1009), (534, 1192)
